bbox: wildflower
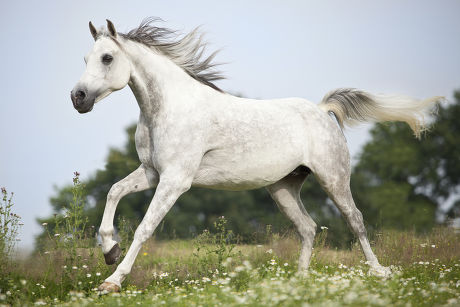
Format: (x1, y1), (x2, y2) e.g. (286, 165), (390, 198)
(86, 273), (91, 278)
(41, 222), (48, 226)
(96, 272), (101, 276)
(20, 279), (27, 286)
(284, 263), (289, 267)
(82, 264), (88, 269)
(431, 244), (436, 248)
(202, 277), (211, 283)
(62, 265), (67, 269)
(320, 226), (328, 230)
(235, 265), (245, 272)
(54, 233), (60, 237)
(72, 266), (78, 270)
(1, 187), (6, 194)
(266, 249), (273, 254)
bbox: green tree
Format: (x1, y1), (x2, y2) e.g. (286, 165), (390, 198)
(352, 91), (460, 232)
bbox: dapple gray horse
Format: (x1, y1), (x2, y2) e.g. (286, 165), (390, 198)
(71, 18), (440, 292)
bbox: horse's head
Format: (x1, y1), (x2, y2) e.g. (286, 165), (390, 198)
(71, 20), (130, 113)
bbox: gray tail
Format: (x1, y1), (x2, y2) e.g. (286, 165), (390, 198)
(318, 88), (442, 138)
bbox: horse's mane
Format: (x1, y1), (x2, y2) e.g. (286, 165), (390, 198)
(119, 17), (225, 92)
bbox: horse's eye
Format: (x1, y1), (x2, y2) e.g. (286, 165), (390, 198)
(102, 54), (113, 64)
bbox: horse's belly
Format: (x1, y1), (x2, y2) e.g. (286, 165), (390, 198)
(192, 149), (303, 191)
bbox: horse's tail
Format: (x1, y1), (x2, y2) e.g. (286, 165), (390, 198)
(318, 88), (442, 138)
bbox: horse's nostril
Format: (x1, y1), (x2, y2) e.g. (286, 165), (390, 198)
(76, 90), (86, 100)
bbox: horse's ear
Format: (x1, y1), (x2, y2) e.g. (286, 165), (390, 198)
(89, 21), (98, 41)
(106, 19), (117, 38)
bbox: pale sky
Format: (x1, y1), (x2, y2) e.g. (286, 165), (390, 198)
(1, 0), (459, 249)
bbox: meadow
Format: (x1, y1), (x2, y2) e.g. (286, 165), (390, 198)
(1, 182), (460, 306)
(1, 223), (459, 306)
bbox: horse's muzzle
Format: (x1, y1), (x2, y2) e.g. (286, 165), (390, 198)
(71, 88), (94, 113)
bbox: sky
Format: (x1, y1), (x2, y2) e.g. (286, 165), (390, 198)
(1, 0), (459, 249)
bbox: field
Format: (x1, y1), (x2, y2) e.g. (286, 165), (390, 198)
(1, 225), (459, 306)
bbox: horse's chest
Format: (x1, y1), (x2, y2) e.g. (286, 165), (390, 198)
(135, 121), (154, 167)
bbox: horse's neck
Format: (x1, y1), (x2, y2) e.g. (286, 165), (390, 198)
(126, 43), (209, 119)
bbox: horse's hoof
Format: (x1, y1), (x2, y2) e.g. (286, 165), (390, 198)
(368, 265), (391, 278)
(97, 281), (120, 294)
(104, 243), (122, 265)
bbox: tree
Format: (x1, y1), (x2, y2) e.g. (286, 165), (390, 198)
(352, 90), (460, 232)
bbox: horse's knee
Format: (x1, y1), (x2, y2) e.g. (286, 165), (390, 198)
(107, 184), (124, 202)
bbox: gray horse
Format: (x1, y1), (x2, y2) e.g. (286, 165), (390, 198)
(70, 18), (440, 292)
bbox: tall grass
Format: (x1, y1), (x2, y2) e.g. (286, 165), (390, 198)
(0, 175), (459, 306)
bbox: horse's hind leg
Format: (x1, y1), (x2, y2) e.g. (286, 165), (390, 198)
(266, 168), (317, 271)
(313, 163), (391, 276)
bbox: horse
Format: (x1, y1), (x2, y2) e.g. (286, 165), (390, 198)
(70, 18), (440, 293)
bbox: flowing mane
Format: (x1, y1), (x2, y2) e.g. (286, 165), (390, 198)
(119, 17), (225, 92)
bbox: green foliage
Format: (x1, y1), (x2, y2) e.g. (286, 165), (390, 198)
(27, 172), (110, 302)
(193, 216), (241, 274)
(0, 188), (21, 265)
(2, 228), (459, 306)
(352, 92), (460, 232)
(0, 187), (22, 293)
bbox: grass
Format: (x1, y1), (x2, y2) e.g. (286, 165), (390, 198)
(1, 176), (459, 306)
(0, 227), (459, 306)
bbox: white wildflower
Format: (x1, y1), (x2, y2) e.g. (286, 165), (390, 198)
(202, 277), (211, 283)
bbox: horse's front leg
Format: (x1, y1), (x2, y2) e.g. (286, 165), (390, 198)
(98, 171), (193, 292)
(99, 164), (158, 264)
